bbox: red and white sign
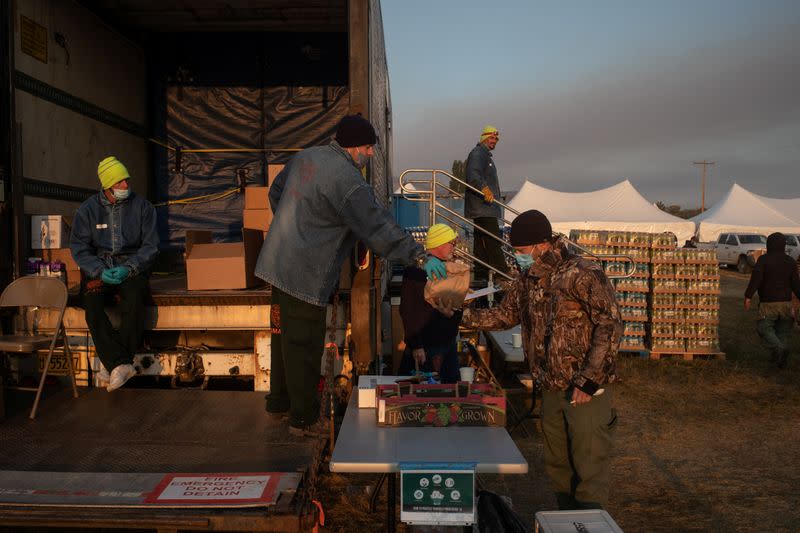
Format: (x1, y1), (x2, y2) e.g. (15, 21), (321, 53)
(145, 473), (281, 505)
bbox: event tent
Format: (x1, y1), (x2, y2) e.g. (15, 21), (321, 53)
(506, 179), (696, 242)
(690, 183), (800, 242)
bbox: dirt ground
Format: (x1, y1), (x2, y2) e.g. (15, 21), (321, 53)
(318, 270), (800, 532)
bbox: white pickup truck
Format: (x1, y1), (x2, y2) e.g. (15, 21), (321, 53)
(715, 233), (767, 273)
(784, 234), (800, 261)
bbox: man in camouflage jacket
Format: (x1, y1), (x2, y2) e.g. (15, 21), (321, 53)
(459, 210), (622, 509)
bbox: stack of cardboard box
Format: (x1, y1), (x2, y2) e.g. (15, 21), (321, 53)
(30, 215), (80, 292)
(242, 164), (282, 234)
(39, 248), (81, 293)
(185, 165), (283, 290)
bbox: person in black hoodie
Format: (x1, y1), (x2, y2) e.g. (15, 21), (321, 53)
(398, 224), (463, 383)
(744, 232), (800, 369)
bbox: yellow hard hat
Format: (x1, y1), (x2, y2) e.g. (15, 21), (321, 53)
(425, 224), (457, 250)
(480, 125), (499, 143)
(98, 156), (130, 189)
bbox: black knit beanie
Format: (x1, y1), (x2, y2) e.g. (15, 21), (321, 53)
(766, 232), (785, 252)
(510, 210), (552, 246)
(335, 115), (378, 147)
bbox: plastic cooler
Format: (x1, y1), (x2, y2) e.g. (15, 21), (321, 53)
(534, 510), (624, 533)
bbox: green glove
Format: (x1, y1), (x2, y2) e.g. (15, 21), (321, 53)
(101, 268), (120, 285)
(424, 256), (447, 281)
(111, 266), (131, 282)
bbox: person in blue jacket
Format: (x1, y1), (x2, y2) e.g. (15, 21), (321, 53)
(465, 125), (508, 283)
(70, 156), (159, 392)
(255, 115), (444, 437)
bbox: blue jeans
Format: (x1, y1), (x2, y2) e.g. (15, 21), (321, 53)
(398, 342), (460, 383)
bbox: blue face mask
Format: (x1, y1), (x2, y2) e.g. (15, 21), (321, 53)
(514, 253), (534, 271)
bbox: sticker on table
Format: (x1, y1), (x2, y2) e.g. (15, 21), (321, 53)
(144, 473), (281, 506)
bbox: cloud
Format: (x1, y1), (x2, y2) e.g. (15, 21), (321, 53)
(392, 23), (800, 205)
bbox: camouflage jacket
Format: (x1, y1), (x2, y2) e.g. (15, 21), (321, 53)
(462, 239), (622, 394)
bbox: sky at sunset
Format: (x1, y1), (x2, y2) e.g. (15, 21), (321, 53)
(382, 0), (800, 207)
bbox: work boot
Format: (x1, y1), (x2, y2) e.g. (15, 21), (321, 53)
(288, 417), (329, 439)
(107, 364), (136, 392)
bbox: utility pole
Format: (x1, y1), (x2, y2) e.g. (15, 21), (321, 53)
(693, 160), (715, 212)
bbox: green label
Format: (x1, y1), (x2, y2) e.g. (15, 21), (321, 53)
(401, 470), (474, 514)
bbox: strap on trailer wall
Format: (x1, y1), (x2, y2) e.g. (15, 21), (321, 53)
(148, 32), (348, 248)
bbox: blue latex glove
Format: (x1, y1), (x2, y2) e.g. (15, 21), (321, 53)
(101, 266), (130, 285)
(424, 256), (447, 281)
(110, 266), (131, 282)
(101, 268), (120, 285)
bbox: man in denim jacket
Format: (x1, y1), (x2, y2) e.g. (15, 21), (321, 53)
(465, 125), (508, 282)
(255, 115), (443, 437)
(70, 156), (159, 392)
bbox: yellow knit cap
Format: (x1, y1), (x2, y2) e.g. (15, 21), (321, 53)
(480, 125), (499, 143)
(97, 156), (130, 189)
(425, 224), (457, 250)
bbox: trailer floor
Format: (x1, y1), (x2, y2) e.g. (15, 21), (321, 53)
(0, 387), (323, 531)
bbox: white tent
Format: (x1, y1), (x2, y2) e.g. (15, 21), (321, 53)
(690, 183), (800, 242)
(506, 180), (696, 242)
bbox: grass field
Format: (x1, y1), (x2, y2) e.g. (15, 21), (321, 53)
(319, 269), (800, 532)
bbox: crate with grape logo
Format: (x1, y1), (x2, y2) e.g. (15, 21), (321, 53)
(376, 382), (506, 427)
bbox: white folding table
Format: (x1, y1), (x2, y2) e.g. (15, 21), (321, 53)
(485, 326), (525, 363)
(330, 387), (528, 531)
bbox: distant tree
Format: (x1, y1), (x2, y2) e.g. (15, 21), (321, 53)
(656, 201), (702, 220)
(449, 160), (466, 194)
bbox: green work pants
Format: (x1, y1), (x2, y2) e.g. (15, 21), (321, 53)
(756, 302), (794, 357)
(82, 273), (149, 371)
(541, 387), (617, 510)
(267, 287), (327, 428)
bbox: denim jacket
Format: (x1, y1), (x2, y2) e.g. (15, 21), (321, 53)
(464, 142), (501, 219)
(255, 141), (424, 307)
(70, 191), (159, 279)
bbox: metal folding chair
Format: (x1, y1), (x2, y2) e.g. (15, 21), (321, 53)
(0, 276), (78, 419)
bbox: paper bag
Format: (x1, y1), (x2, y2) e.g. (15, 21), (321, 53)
(424, 261), (471, 308)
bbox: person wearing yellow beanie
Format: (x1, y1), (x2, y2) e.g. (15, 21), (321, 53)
(397, 224), (462, 383)
(98, 156), (130, 190)
(70, 155), (159, 393)
(425, 223), (458, 250)
(464, 124), (508, 283)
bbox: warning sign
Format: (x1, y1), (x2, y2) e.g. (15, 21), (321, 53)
(145, 473), (281, 506)
(20, 15), (48, 64)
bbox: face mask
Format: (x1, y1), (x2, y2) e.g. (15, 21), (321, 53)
(112, 188), (130, 201)
(514, 253), (534, 271)
(354, 148), (369, 169)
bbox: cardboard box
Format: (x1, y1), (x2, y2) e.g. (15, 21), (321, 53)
(376, 382), (506, 427)
(243, 208), (273, 231)
(268, 164), (285, 183)
(244, 186), (270, 210)
(185, 229), (264, 290)
(38, 248), (79, 272)
(31, 215), (70, 249)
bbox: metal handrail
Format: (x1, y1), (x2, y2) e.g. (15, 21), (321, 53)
(398, 169), (636, 279)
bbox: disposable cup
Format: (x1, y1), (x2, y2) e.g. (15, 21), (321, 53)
(459, 366), (475, 382)
(512, 333), (522, 348)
